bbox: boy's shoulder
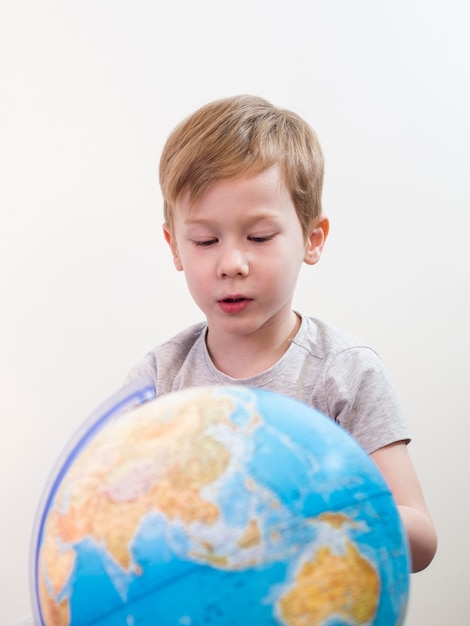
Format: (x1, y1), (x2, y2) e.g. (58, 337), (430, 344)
(299, 315), (375, 357)
(157, 321), (207, 352)
(124, 321), (207, 386)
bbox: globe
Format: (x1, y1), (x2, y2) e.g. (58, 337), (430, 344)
(31, 383), (410, 625)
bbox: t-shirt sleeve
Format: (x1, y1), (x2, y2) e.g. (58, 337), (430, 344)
(324, 346), (410, 454)
(123, 352), (158, 388)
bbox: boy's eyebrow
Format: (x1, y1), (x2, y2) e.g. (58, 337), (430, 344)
(183, 211), (281, 227)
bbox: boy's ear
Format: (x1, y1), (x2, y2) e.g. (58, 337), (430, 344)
(163, 224), (184, 271)
(304, 217), (330, 266)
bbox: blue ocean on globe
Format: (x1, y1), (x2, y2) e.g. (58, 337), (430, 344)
(32, 383), (410, 626)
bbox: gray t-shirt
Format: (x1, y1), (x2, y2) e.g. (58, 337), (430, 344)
(125, 314), (410, 454)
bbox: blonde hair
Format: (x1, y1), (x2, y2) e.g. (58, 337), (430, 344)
(160, 95), (324, 236)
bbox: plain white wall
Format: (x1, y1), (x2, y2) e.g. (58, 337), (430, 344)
(1, 1), (468, 623)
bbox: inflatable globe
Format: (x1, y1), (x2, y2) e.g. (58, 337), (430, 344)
(31, 383), (410, 625)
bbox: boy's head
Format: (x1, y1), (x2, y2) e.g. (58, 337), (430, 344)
(160, 95), (324, 238)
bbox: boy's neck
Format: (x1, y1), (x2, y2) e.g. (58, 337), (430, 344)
(205, 311), (301, 379)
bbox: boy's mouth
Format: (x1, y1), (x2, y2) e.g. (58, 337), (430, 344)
(217, 296), (253, 314)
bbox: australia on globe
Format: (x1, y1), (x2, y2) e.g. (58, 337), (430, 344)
(32, 384), (409, 625)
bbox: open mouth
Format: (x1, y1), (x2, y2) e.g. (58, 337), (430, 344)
(218, 297), (252, 313)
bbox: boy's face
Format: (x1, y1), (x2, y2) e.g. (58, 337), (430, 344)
(164, 166), (328, 342)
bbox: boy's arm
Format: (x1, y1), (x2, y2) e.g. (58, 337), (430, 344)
(370, 441), (437, 573)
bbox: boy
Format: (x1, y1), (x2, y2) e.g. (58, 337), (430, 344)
(126, 94), (437, 572)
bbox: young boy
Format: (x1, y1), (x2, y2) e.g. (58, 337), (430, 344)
(125, 94), (437, 573)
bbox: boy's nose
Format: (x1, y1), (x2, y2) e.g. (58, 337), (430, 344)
(217, 246), (249, 278)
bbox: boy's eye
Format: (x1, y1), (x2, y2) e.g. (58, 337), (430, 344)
(248, 235), (274, 243)
(193, 239), (218, 247)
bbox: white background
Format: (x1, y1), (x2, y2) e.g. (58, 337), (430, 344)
(1, 1), (468, 623)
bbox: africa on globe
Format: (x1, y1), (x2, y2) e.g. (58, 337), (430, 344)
(31, 383), (409, 625)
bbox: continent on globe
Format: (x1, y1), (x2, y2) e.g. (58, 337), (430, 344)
(278, 537), (380, 625)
